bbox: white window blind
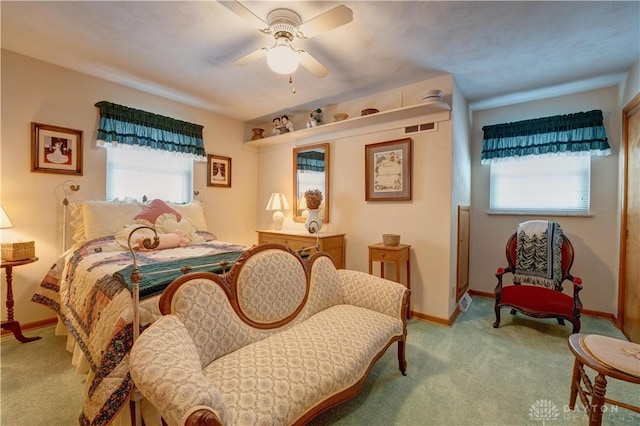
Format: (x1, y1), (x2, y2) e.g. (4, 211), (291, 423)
(489, 155), (590, 214)
(106, 147), (193, 203)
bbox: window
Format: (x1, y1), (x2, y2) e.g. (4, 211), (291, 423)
(482, 109), (609, 215)
(106, 147), (193, 203)
(489, 155), (590, 214)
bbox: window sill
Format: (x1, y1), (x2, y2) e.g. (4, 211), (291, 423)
(487, 210), (593, 217)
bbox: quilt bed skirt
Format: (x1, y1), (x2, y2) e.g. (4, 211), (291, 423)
(54, 307), (163, 425)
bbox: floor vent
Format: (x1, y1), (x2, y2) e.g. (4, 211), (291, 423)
(405, 122), (436, 134)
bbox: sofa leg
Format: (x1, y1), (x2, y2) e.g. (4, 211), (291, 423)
(493, 306), (501, 328)
(397, 340), (407, 376)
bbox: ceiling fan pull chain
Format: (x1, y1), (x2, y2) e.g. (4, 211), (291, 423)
(290, 75), (296, 94)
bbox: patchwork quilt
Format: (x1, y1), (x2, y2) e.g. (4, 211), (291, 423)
(32, 232), (245, 425)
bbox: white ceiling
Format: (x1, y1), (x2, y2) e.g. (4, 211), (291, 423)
(2, 1), (638, 123)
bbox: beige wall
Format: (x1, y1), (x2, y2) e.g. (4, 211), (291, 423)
(1, 50), (256, 324)
(469, 86), (621, 314)
(449, 76), (472, 313)
(6, 47), (628, 326)
(255, 74), (467, 321)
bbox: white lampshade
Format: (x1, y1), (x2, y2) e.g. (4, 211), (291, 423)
(266, 193), (289, 231)
(297, 193), (307, 211)
(265, 193), (290, 211)
(0, 206), (14, 229)
(266, 37), (299, 75)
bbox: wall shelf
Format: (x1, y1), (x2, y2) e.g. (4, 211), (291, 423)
(244, 101), (451, 147)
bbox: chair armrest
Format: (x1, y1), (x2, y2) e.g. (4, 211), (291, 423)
(337, 270), (409, 319)
(130, 316), (228, 426)
(570, 276), (583, 289)
(495, 266), (514, 278)
(494, 266), (512, 297)
(569, 276), (584, 314)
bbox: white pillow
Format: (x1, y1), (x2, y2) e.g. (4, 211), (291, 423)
(168, 202), (208, 231)
(83, 200), (144, 241)
(68, 201), (87, 244)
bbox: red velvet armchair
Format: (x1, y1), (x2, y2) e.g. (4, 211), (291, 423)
(493, 232), (583, 333)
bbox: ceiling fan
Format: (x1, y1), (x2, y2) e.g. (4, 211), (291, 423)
(222, 1), (353, 78)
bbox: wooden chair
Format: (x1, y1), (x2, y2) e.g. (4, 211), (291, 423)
(493, 232), (583, 333)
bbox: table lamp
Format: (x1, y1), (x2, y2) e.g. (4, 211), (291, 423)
(1, 206), (14, 230)
(265, 193), (289, 231)
(1, 205), (35, 261)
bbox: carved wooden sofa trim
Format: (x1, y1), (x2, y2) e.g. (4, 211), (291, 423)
(131, 243), (410, 425)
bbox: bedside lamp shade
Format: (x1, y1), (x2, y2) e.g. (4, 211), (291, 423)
(1, 205), (35, 261)
(0, 206), (14, 229)
(265, 193), (290, 231)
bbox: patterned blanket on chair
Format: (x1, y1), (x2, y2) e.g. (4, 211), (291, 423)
(514, 220), (563, 289)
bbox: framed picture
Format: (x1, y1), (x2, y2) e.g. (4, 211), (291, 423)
(365, 138), (412, 201)
(31, 122), (83, 175)
(207, 154), (232, 187)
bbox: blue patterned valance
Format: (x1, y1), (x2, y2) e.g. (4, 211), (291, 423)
(95, 101), (206, 161)
(481, 110), (610, 164)
(297, 150), (325, 172)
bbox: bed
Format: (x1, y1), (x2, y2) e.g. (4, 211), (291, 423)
(32, 198), (246, 425)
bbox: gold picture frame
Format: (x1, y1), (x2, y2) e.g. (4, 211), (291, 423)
(207, 154), (231, 187)
(365, 138), (412, 201)
(31, 122), (83, 175)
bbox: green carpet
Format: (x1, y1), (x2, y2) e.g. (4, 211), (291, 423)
(1, 326), (84, 425)
(2, 296), (639, 425)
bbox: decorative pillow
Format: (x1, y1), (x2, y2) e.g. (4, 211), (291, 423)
(137, 232), (185, 251)
(155, 213), (204, 244)
(114, 224), (155, 249)
(135, 199), (182, 224)
(114, 211), (205, 249)
(167, 201), (208, 231)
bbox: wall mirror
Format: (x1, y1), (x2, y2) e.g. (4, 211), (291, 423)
(292, 143), (330, 223)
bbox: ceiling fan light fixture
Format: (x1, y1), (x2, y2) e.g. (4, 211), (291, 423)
(267, 37), (299, 75)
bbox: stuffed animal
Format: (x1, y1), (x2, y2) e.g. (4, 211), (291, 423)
(272, 117), (282, 135)
(307, 108), (324, 128)
(282, 115), (294, 132)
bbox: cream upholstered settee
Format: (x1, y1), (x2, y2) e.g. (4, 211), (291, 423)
(130, 243), (410, 426)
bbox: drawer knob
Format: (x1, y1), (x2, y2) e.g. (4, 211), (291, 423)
(381, 253), (386, 258)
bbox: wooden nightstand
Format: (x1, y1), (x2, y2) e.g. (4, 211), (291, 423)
(368, 243), (411, 318)
(1, 257), (41, 343)
(257, 230), (345, 269)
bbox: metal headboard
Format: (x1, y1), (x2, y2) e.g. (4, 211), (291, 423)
(61, 180), (80, 252)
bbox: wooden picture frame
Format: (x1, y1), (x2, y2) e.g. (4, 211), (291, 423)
(365, 138), (412, 201)
(207, 154), (232, 187)
(31, 122), (83, 175)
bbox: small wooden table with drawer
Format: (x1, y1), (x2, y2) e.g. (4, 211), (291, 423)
(368, 243), (411, 318)
(257, 230), (345, 269)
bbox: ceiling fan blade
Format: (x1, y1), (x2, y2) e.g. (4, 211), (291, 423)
(219, 1), (269, 32)
(233, 47), (268, 66)
(299, 51), (329, 78)
(296, 5), (353, 39)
